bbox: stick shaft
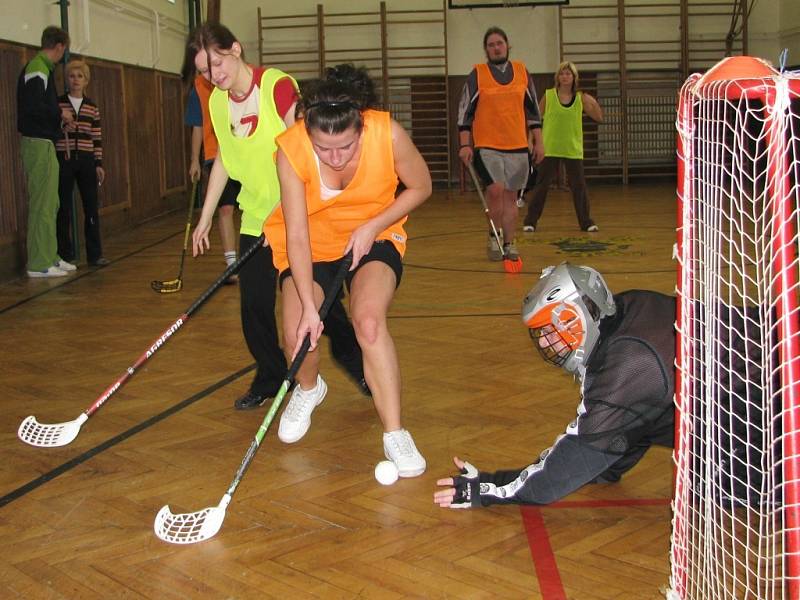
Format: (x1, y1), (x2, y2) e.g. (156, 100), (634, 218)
(224, 251), (354, 497)
(466, 162), (504, 250)
(87, 314), (188, 415)
(185, 233), (263, 316)
(175, 179), (198, 280)
(84, 234), (265, 417)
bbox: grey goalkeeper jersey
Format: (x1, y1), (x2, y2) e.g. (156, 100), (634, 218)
(477, 290), (676, 506)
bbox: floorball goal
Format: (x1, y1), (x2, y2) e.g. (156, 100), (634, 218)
(670, 55), (800, 599)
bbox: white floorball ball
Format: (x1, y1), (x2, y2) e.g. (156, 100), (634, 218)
(374, 460), (399, 485)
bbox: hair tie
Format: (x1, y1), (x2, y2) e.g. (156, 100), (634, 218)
(307, 100), (357, 111)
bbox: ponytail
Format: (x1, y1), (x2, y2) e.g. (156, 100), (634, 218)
(298, 63), (377, 134)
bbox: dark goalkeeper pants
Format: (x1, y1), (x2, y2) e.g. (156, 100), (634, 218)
(238, 233), (363, 397)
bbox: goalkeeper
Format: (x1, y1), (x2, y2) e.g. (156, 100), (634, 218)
(434, 262), (676, 507)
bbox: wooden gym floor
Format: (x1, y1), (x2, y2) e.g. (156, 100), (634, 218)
(0, 182), (677, 599)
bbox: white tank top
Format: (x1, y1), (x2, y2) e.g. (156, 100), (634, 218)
(314, 153), (342, 201)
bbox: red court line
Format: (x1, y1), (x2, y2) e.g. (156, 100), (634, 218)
(521, 498), (670, 599)
(521, 506), (567, 600)
(550, 497), (671, 509)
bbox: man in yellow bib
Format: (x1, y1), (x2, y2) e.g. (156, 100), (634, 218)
(457, 27), (544, 262)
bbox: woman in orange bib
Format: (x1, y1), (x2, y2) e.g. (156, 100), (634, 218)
(265, 64), (431, 477)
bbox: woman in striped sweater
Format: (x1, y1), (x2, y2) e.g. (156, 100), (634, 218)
(55, 59), (108, 266)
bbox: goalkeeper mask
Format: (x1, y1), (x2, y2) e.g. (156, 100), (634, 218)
(521, 262), (616, 376)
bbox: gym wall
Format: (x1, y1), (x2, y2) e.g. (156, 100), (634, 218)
(0, 39), (187, 281)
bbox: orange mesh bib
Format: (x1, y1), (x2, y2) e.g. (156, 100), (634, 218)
(265, 110), (407, 272)
(194, 75), (218, 160)
(472, 61), (528, 150)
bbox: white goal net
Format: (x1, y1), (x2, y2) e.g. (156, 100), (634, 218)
(670, 56), (800, 599)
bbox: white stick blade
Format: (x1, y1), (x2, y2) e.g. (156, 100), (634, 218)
(17, 415), (85, 447)
(154, 503), (227, 544)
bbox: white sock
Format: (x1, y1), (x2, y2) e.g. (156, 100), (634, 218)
(224, 251), (237, 266)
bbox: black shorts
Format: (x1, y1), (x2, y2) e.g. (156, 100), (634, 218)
(279, 239), (404, 293)
(201, 160), (241, 208)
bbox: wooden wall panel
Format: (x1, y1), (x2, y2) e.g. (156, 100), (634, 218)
(84, 60), (129, 212)
(124, 67), (166, 225)
(0, 44), (27, 241)
(158, 74), (186, 195)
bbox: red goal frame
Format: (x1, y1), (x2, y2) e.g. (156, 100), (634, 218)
(672, 55), (800, 599)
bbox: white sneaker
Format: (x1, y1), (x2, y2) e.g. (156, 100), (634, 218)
(523, 225), (535, 233)
(55, 259), (77, 271)
(504, 240), (519, 261)
(487, 235), (502, 261)
(586, 224), (599, 232)
(278, 374), (327, 443)
(27, 266), (68, 278)
(383, 429), (426, 477)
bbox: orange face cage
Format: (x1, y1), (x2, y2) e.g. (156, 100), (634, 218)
(526, 303), (585, 368)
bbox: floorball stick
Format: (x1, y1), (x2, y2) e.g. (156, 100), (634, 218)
(154, 251), (353, 544)
(17, 234), (266, 448)
(151, 179), (199, 293)
(466, 162), (523, 274)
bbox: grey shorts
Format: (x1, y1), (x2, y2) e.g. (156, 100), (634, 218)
(474, 148), (530, 191)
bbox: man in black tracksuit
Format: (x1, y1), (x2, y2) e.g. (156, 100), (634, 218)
(435, 263), (676, 507)
(435, 262), (772, 509)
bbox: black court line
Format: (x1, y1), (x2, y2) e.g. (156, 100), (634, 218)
(407, 228), (486, 241)
(404, 262), (677, 275)
(0, 363), (255, 508)
(0, 230), (182, 316)
(1, 225), (430, 316)
(390, 311), (518, 319)
(403, 261), (520, 274)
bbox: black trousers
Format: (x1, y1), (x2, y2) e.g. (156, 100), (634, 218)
(524, 157), (594, 231)
(238, 234), (363, 397)
(57, 154), (102, 263)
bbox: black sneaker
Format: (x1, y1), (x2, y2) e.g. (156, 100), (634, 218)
(332, 352), (372, 397)
(357, 377), (372, 397)
(234, 390), (269, 410)
(333, 367), (371, 397)
(89, 257), (110, 266)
